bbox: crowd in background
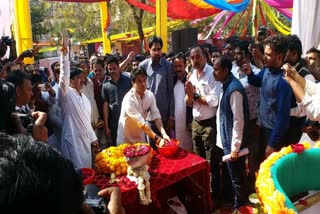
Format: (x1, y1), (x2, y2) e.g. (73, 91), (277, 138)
(2, 29), (320, 213)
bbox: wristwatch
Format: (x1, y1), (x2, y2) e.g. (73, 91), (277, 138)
(193, 93), (201, 101)
(154, 135), (161, 142)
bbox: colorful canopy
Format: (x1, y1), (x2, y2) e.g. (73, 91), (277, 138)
(125, 0), (222, 20)
(47, 0), (293, 37)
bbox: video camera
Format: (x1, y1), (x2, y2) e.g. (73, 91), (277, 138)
(1, 36), (16, 47)
(84, 184), (107, 214)
(77, 168), (107, 214)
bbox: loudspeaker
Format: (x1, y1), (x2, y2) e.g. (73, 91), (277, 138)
(172, 30), (181, 54)
(172, 28), (198, 54)
(87, 43), (96, 58)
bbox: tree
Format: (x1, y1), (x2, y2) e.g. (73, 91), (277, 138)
(43, 2), (101, 41)
(30, 0), (50, 41)
(130, 4), (145, 52)
(109, 0), (157, 52)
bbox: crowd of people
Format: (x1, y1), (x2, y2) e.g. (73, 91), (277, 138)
(2, 29), (320, 213)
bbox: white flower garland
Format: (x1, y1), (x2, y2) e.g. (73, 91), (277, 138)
(109, 173), (116, 184)
(127, 165), (152, 205)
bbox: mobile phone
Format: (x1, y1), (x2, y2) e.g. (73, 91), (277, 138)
(242, 50), (248, 66)
(38, 83), (46, 91)
(50, 80), (56, 87)
(242, 50), (247, 60)
(39, 67), (49, 83)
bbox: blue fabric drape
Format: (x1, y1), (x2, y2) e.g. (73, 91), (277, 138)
(202, 0), (251, 12)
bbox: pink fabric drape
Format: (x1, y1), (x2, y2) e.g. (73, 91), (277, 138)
(264, 0), (293, 8)
(213, 12), (236, 39)
(276, 8), (292, 19)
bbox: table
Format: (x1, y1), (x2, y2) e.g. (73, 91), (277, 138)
(93, 148), (212, 214)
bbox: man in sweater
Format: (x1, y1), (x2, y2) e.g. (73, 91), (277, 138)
(244, 35), (293, 158)
(214, 56), (249, 211)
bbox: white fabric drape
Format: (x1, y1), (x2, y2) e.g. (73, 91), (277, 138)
(0, 0), (14, 59)
(292, 0), (320, 55)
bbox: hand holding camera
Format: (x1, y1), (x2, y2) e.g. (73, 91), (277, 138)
(1, 36), (16, 47)
(98, 187), (125, 214)
(84, 184), (106, 214)
(0, 36), (15, 58)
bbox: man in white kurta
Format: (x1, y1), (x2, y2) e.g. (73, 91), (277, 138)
(59, 53), (97, 168)
(117, 68), (170, 145)
(173, 54), (192, 152)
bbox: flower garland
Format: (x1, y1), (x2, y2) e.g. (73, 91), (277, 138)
(127, 165), (152, 205)
(256, 141), (312, 214)
(95, 144), (129, 176)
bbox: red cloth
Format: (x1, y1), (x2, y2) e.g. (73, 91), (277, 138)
(94, 148), (212, 213)
(125, 0), (221, 20)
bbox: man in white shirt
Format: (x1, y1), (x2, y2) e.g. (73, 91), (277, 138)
(214, 56), (249, 211)
(185, 45), (221, 202)
(117, 67), (170, 146)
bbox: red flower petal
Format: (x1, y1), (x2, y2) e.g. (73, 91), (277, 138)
(299, 199), (308, 206)
(291, 143), (305, 154)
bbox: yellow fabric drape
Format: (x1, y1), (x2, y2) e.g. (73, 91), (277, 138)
(13, 0), (33, 64)
(261, 1), (291, 35)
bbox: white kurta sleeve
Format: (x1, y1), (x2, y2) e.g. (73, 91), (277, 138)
(300, 81), (320, 121)
(125, 97), (146, 128)
(290, 105), (306, 117)
(304, 79), (319, 96)
(230, 91), (244, 152)
(205, 76), (221, 108)
(88, 127), (98, 143)
(301, 95), (320, 121)
(59, 54), (70, 96)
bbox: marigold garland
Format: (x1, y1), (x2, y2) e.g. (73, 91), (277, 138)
(95, 143), (153, 176)
(256, 142), (312, 214)
(95, 144), (129, 176)
(95, 143), (154, 205)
